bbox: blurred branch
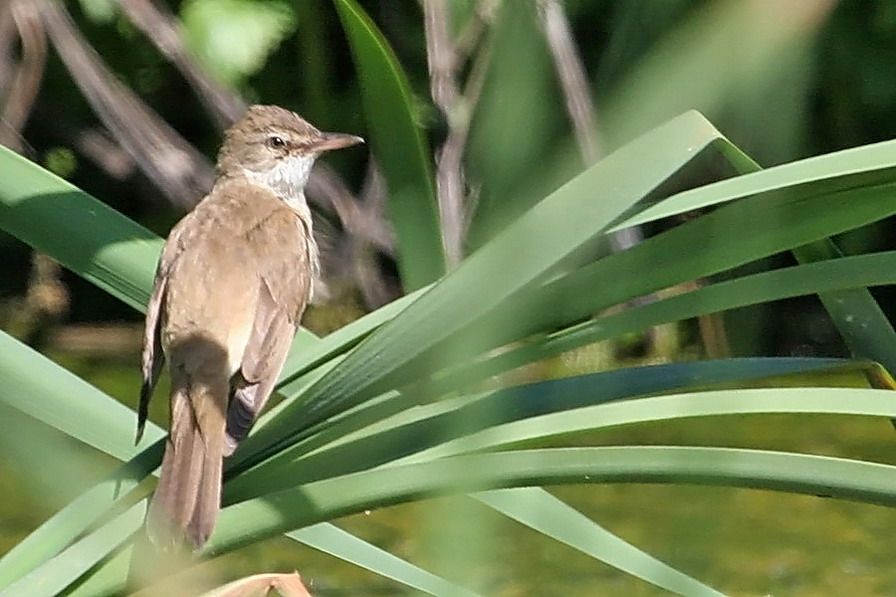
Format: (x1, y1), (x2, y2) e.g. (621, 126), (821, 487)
(536, 1), (732, 357)
(0, 0), (46, 154)
(0, 3), (65, 351)
(697, 299), (731, 358)
(45, 323), (142, 355)
(424, 1), (460, 111)
(454, 1), (491, 62)
(27, 102), (138, 180)
(118, 0), (246, 129)
(422, 0), (493, 267)
(73, 127), (137, 180)
(0, 3), (15, 93)
(308, 163), (394, 255)
(536, 2), (732, 357)
(423, 0), (465, 267)
(456, 25), (492, 239)
(536, 0), (644, 261)
(359, 156), (386, 209)
(307, 161), (396, 307)
(35, 0), (215, 208)
(1, 252), (69, 345)
(536, 0), (600, 163)
(535, 0), (689, 353)
(354, 161), (395, 307)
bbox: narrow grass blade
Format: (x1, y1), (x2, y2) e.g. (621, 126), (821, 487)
(64, 442), (896, 596)
(616, 137), (896, 231)
(368, 366), (884, 473)
(58, 545), (130, 597)
(0, 502), (144, 597)
(0, 330), (165, 460)
(291, 128), (896, 411)
(462, 251), (896, 386)
(475, 489), (723, 597)
(225, 358), (858, 500)
(443, 181), (896, 365)
(0, 145), (160, 312)
(792, 239), (896, 375)
(0, 444), (160, 588)
(626, 136), (896, 379)
(419, 387), (896, 460)
(62, 520), (480, 597)
(207, 447), (896, 557)
(289, 524), (482, 597)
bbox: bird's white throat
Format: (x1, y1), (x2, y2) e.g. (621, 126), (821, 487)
(243, 154), (316, 208)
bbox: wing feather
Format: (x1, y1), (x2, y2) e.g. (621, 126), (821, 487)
(137, 216), (197, 444)
(224, 203), (312, 455)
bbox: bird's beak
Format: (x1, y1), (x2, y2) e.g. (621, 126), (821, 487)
(309, 132), (365, 152)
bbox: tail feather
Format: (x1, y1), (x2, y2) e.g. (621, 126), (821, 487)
(147, 382), (225, 549)
(186, 441), (223, 547)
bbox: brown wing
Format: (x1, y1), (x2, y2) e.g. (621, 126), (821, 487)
(224, 284), (295, 455)
(137, 219), (194, 444)
(224, 203), (313, 455)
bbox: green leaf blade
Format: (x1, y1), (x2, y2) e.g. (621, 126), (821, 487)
(476, 489), (724, 597)
(208, 447), (896, 557)
(0, 146), (161, 312)
(290, 523), (482, 597)
(333, 0), (446, 290)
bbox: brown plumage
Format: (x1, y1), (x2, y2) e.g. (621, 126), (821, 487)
(137, 105), (362, 549)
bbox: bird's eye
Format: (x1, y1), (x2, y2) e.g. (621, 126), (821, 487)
(266, 136), (287, 149)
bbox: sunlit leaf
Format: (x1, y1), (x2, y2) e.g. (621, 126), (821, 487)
(181, 0), (296, 85)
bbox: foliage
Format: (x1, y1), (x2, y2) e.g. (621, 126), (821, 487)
(181, 0), (297, 86)
(1, 1), (896, 596)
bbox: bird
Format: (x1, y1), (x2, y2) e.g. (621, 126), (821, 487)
(136, 105), (363, 549)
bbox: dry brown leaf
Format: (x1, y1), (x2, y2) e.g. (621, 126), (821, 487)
(200, 572), (312, 597)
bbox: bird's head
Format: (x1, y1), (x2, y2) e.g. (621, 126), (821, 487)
(216, 105), (363, 199)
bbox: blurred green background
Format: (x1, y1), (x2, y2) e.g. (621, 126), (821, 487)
(3, 0), (896, 594)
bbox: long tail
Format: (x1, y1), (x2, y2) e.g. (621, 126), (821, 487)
(146, 380), (226, 550)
